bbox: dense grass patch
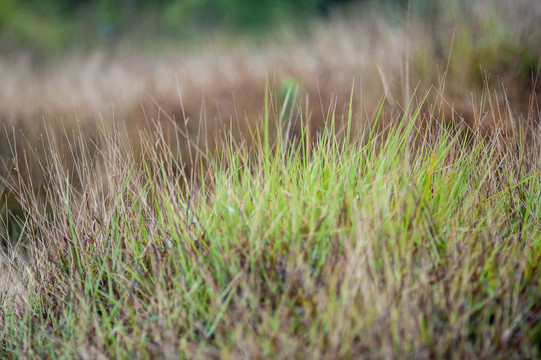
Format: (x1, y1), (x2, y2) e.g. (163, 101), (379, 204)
(1, 89), (540, 358)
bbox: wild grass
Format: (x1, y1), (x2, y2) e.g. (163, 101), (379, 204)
(1, 0), (541, 358)
(0, 83), (540, 358)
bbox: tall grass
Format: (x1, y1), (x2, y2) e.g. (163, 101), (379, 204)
(1, 0), (541, 357)
(1, 85), (540, 358)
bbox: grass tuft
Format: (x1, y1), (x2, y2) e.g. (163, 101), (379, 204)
(1, 88), (540, 358)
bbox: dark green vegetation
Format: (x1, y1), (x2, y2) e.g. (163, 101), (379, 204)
(0, 0), (459, 54)
(0, 0), (360, 53)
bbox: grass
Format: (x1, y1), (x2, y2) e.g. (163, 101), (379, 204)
(1, 0), (541, 358)
(1, 83), (540, 358)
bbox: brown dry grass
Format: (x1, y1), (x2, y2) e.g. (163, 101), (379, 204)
(0, 1), (538, 147)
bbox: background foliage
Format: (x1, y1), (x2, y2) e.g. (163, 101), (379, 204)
(1, 0), (427, 53)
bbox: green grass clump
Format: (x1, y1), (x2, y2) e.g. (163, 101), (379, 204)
(1, 92), (540, 359)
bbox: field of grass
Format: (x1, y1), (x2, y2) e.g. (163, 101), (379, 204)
(1, 0), (541, 358)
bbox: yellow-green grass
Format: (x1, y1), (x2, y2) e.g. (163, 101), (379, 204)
(1, 87), (540, 358)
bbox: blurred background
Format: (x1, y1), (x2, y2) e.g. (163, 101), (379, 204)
(0, 0), (539, 145)
(0, 0), (409, 53)
(0, 0), (539, 125)
(0, 0), (540, 244)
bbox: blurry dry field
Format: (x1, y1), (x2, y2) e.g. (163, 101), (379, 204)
(0, 1), (538, 132)
(1, 0), (541, 358)
(0, 0), (539, 194)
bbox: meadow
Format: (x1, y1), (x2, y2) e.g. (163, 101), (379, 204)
(1, 0), (540, 358)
